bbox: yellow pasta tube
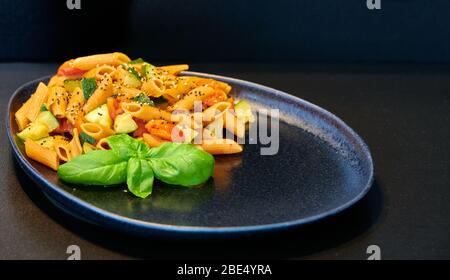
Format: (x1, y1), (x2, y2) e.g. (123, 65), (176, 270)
(66, 87), (85, 124)
(24, 139), (59, 170)
(67, 128), (83, 160)
(46, 86), (57, 108)
(141, 79), (165, 97)
(15, 98), (32, 131)
(202, 101), (232, 123)
(50, 87), (68, 118)
(162, 76), (203, 99)
(167, 86), (214, 111)
(48, 75), (66, 87)
(96, 138), (111, 150)
(83, 65), (116, 80)
(200, 139), (243, 155)
(121, 102), (178, 122)
(80, 122), (115, 141)
(158, 64), (189, 75)
(121, 87), (142, 99)
(24, 82), (49, 122)
(83, 75), (113, 113)
(72, 52), (131, 70)
(54, 137), (70, 162)
(142, 133), (167, 148)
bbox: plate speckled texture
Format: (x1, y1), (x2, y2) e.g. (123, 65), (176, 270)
(7, 72), (373, 237)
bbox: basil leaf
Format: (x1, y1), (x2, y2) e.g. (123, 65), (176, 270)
(106, 134), (151, 160)
(81, 78), (97, 100)
(127, 158), (154, 198)
(57, 150), (127, 185)
(148, 143), (214, 186)
(40, 104), (48, 112)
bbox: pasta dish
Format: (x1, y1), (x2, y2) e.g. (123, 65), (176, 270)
(14, 52), (254, 198)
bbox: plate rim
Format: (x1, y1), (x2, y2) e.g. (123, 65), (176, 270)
(7, 72), (374, 235)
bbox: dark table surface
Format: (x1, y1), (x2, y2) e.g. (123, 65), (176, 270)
(0, 62), (449, 260)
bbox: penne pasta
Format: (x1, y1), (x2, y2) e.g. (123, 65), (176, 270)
(81, 122), (115, 140)
(83, 74), (113, 113)
(200, 138), (243, 155)
(54, 137), (70, 162)
(15, 97), (32, 131)
(67, 128), (83, 160)
(167, 86), (214, 111)
(72, 52), (131, 70)
(48, 75), (66, 87)
(96, 137), (111, 150)
(50, 87), (69, 118)
(158, 64), (189, 75)
(25, 82), (49, 122)
(121, 87), (142, 99)
(162, 76), (203, 100)
(141, 79), (165, 97)
(142, 133), (168, 147)
(121, 102), (178, 122)
(202, 101), (232, 123)
(66, 87), (85, 124)
(83, 65), (117, 80)
(25, 139), (59, 170)
(16, 52), (254, 176)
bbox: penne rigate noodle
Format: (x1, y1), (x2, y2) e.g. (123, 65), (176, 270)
(121, 102), (178, 122)
(83, 65), (117, 80)
(66, 87), (85, 124)
(200, 139), (243, 155)
(67, 128), (83, 160)
(96, 138), (111, 150)
(202, 101), (231, 123)
(81, 122), (115, 141)
(54, 137), (70, 162)
(167, 86), (214, 111)
(15, 97), (32, 131)
(25, 82), (49, 122)
(50, 87), (69, 118)
(48, 75), (66, 87)
(121, 87), (142, 99)
(162, 76), (203, 99)
(141, 79), (165, 97)
(46, 86), (57, 108)
(72, 52), (131, 70)
(158, 64), (189, 75)
(83, 74), (113, 113)
(142, 133), (168, 147)
(25, 139), (59, 170)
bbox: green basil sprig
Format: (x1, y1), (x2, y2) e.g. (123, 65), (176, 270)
(57, 134), (214, 198)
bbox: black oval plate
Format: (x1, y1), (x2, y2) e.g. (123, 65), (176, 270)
(7, 72), (374, 237)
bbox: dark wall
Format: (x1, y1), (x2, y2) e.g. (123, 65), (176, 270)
(1, 0), (450, 63)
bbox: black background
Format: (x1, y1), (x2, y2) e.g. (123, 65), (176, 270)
(2, 0), (450, 63)
(0, 0), (449, 259)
